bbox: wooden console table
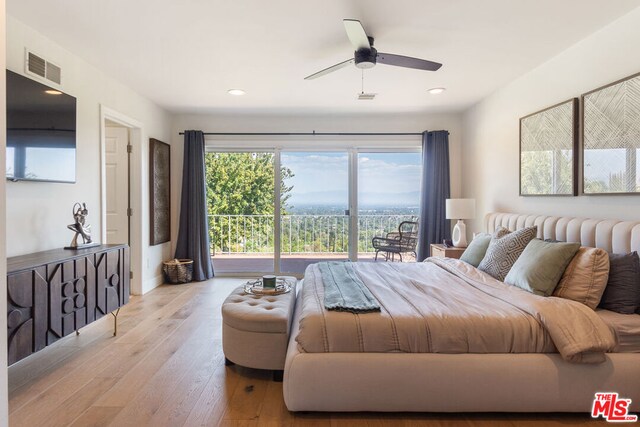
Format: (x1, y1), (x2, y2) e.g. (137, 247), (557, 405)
(6, 244), (129, 365)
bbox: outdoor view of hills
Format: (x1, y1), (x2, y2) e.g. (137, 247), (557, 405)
(289, 204), (419, 216)
(287, 191), (420, 210)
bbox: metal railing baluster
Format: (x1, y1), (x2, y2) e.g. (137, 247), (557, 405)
(208, 214), (417, 256)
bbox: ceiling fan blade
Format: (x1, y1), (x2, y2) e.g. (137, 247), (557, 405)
(304, 58), (354, 80)
(377, 52), (442, 71)
(343, 19), (371, 51)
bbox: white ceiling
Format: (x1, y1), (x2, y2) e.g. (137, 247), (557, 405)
(7, 0), (640, 115)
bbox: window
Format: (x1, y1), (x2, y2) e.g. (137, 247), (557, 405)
(204, 141), (422, 275)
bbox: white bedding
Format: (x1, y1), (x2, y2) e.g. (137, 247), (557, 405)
(295, 258), (617, 363)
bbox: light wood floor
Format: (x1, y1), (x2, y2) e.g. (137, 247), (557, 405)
(9, 277), (608, 426)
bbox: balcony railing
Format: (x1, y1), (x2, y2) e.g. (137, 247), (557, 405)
(209, 214), (418, 255)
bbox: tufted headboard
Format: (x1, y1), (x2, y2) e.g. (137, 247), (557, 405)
(484, 212), (640, 254)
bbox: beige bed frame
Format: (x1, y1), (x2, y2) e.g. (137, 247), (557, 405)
(283, 212), (640, 412)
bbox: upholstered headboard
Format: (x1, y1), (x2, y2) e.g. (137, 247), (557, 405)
(484, 212), (640, 254)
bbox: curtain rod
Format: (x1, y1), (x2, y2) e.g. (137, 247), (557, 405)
(178, 131), (424, 136)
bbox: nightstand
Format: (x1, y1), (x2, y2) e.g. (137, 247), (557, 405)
(430, 243), (466, 259)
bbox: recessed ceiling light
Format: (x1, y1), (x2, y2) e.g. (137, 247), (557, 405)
(44, 89), (63, 95)
(227, 89), (246, 96)
(427, 87), (446, 95)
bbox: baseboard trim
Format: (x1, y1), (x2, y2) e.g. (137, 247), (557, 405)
(141, 274), (165, 295)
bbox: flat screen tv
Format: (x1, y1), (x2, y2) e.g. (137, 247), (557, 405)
(6, 70), (77, 183)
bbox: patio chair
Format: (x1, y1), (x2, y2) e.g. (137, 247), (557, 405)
(372, 221), (419, 262)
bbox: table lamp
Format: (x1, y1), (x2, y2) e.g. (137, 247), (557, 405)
(445, 199), (476, 248)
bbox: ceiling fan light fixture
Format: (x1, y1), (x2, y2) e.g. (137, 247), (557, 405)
(428, 87), (446, 95)
(355, 61), (375, 70)
(227, 89), (246, 96)
(355, 48), (377, 69)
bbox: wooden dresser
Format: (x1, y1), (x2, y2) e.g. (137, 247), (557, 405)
(6, 244), (129, 365)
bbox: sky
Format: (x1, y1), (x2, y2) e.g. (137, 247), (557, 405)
(280, 152), (422, 206)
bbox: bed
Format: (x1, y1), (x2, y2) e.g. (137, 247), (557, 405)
(283, 212), (640, 412)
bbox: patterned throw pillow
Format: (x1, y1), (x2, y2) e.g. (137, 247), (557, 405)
(478, 226), (538, 281)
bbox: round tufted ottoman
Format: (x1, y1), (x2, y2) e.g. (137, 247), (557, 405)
(221, 280), (297, 381)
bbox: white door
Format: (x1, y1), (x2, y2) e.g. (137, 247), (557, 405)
(105, 126), (130, 244)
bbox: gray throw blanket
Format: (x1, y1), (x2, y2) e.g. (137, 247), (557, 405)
(318, 261), (381, 313)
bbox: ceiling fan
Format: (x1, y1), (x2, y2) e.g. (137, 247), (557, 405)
(304, 19), (442, 80)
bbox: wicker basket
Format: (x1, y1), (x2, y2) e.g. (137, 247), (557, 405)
(163, 259), (193, 284)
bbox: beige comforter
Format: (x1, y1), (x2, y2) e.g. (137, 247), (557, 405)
(296, 258), (616, 363)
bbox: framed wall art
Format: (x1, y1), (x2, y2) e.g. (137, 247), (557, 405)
(519, 98), (578, 196)
(150, 138), (171, 245)
(582, 72), (640, 195)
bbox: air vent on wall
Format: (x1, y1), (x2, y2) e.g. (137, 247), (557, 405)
(26, 50), (62, 85)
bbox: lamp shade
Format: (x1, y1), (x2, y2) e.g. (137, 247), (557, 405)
(446, 199), (475, 220)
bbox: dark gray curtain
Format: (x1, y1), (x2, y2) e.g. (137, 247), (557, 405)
(175, 130), (214, 281)
(416, 130), (451, 261)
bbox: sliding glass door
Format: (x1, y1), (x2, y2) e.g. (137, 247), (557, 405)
(279, 152), (350, 275)
(204, 147), (421, 275)
(357, 152), (422, 261)
(206, 151), (276, 274)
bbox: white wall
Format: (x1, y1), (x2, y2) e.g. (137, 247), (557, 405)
(6, 16), (173, 294)
(171, 112), (463, 253)
(0, 3), (9, 425)
(462, 7), (640, 233)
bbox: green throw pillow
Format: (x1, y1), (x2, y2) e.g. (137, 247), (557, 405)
(504, 239), (580, 296)
(460, 233), (493, 267)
